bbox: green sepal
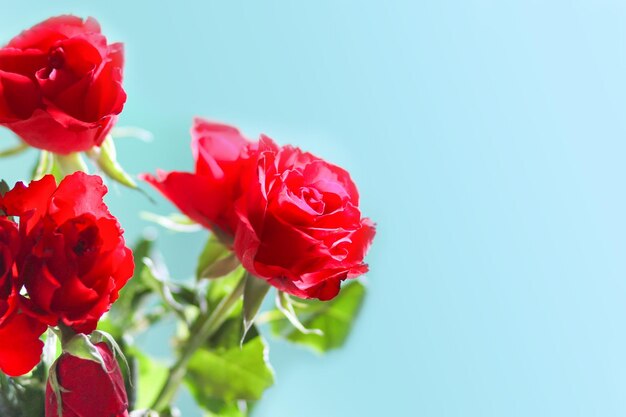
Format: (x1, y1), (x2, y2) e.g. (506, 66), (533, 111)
(241, 274), (270, 344)
(88, 134), (137, 188)
(54, 152), (89, 180)
(60, 333), (107, 370)
(48, 357), (70, 417)
(200, 253), (240, 280)
(275, 291), (323, 336)
(269, 280), (366, 353)
(90, 330), (131, 386)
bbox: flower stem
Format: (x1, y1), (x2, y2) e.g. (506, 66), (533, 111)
(151, 275), (246, 412)
(54, 153), (88, 180)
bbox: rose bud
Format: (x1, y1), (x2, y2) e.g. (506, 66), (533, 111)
(0, 15), (126, 154)
(0, 172), (134, 334)
(46, 342), (129, 417)
(143, 118), (375, 301)
(0, 217), (46, 376)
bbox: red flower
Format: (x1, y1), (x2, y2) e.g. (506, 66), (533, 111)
(0, 217), (46, 376)
(141, 118), (253, 240)
(1, 172), (134, 334)
(0, 15), (126, 154)
(46, 342), (129, 417)
(234, 137), (376, 300)
(143, 118), (375, 300)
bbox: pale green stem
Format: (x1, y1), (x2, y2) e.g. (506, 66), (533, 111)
(151, 276), (246, 412)
(54, 153), (88, 180)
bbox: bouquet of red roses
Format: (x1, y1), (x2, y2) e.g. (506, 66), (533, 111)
(0, 16), (375, 417)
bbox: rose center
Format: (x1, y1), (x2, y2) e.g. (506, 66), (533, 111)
(48, 47), (65, 69)
(301, 188), (325, 213)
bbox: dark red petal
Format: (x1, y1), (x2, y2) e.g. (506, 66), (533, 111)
(0, 70), (41, 121)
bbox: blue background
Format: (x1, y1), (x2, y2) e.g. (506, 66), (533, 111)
(3, 1), (626, 416)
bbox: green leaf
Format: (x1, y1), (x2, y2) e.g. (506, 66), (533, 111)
(185, 331), (274, 406)
(88, 134), (137, 188)
(130, 348), (169, 410)
(270, 281), (366, 353)
(0, 374), (45, 417)
(106, 235), (156, 332)
(242, 274), (270, 342)
(196, 234), (231, 279)
(201, 400), (249, 417)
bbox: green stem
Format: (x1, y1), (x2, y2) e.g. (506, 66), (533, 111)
(151, 276), (246, 412)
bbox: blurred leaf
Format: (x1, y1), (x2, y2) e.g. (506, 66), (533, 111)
(201, 400), (249, 417)
(199, 253), (240, 280)
(270, 281), (366, 353)
(0, 374), (45, 417)
(0, 180), (8, 217)
(242, 275), (270, 341)
(205, 267), (245, 307)
(111, 126), (154, 142)
(88, 135), (137, 188)
(185, 330), (274, 406)
(141, 212), (202, 233)
(130, 348), (169, 410)
(0, 142), (28, 158)
(142, 258), (188, 323)
(0, 180), (9, 197)
(107, 236), (156, 330)
(196, 235), (231, 279)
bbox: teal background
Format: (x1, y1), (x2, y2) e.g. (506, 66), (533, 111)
(3, 1), (626, 416)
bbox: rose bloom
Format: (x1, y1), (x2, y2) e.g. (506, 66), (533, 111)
(0, 15), (126, 154)
(0, 217), (46, 376)
(0, 172), (134, 334)
(46, 342), (129, 417)
(143, 118), (375, 300)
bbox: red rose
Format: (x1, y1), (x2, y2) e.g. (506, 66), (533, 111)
(46, 342), (129, 417)
(143, 119), (375, 300)
(0, 217), (46, 376)
(0, 15), (126, 154)
(141, 118), (253, 239)
(234, 137), (375, 300)
(0, 172), (134, 334)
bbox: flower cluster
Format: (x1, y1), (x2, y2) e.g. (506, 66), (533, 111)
(0, 172), (133, 376)
(0, 14), (375, 417)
